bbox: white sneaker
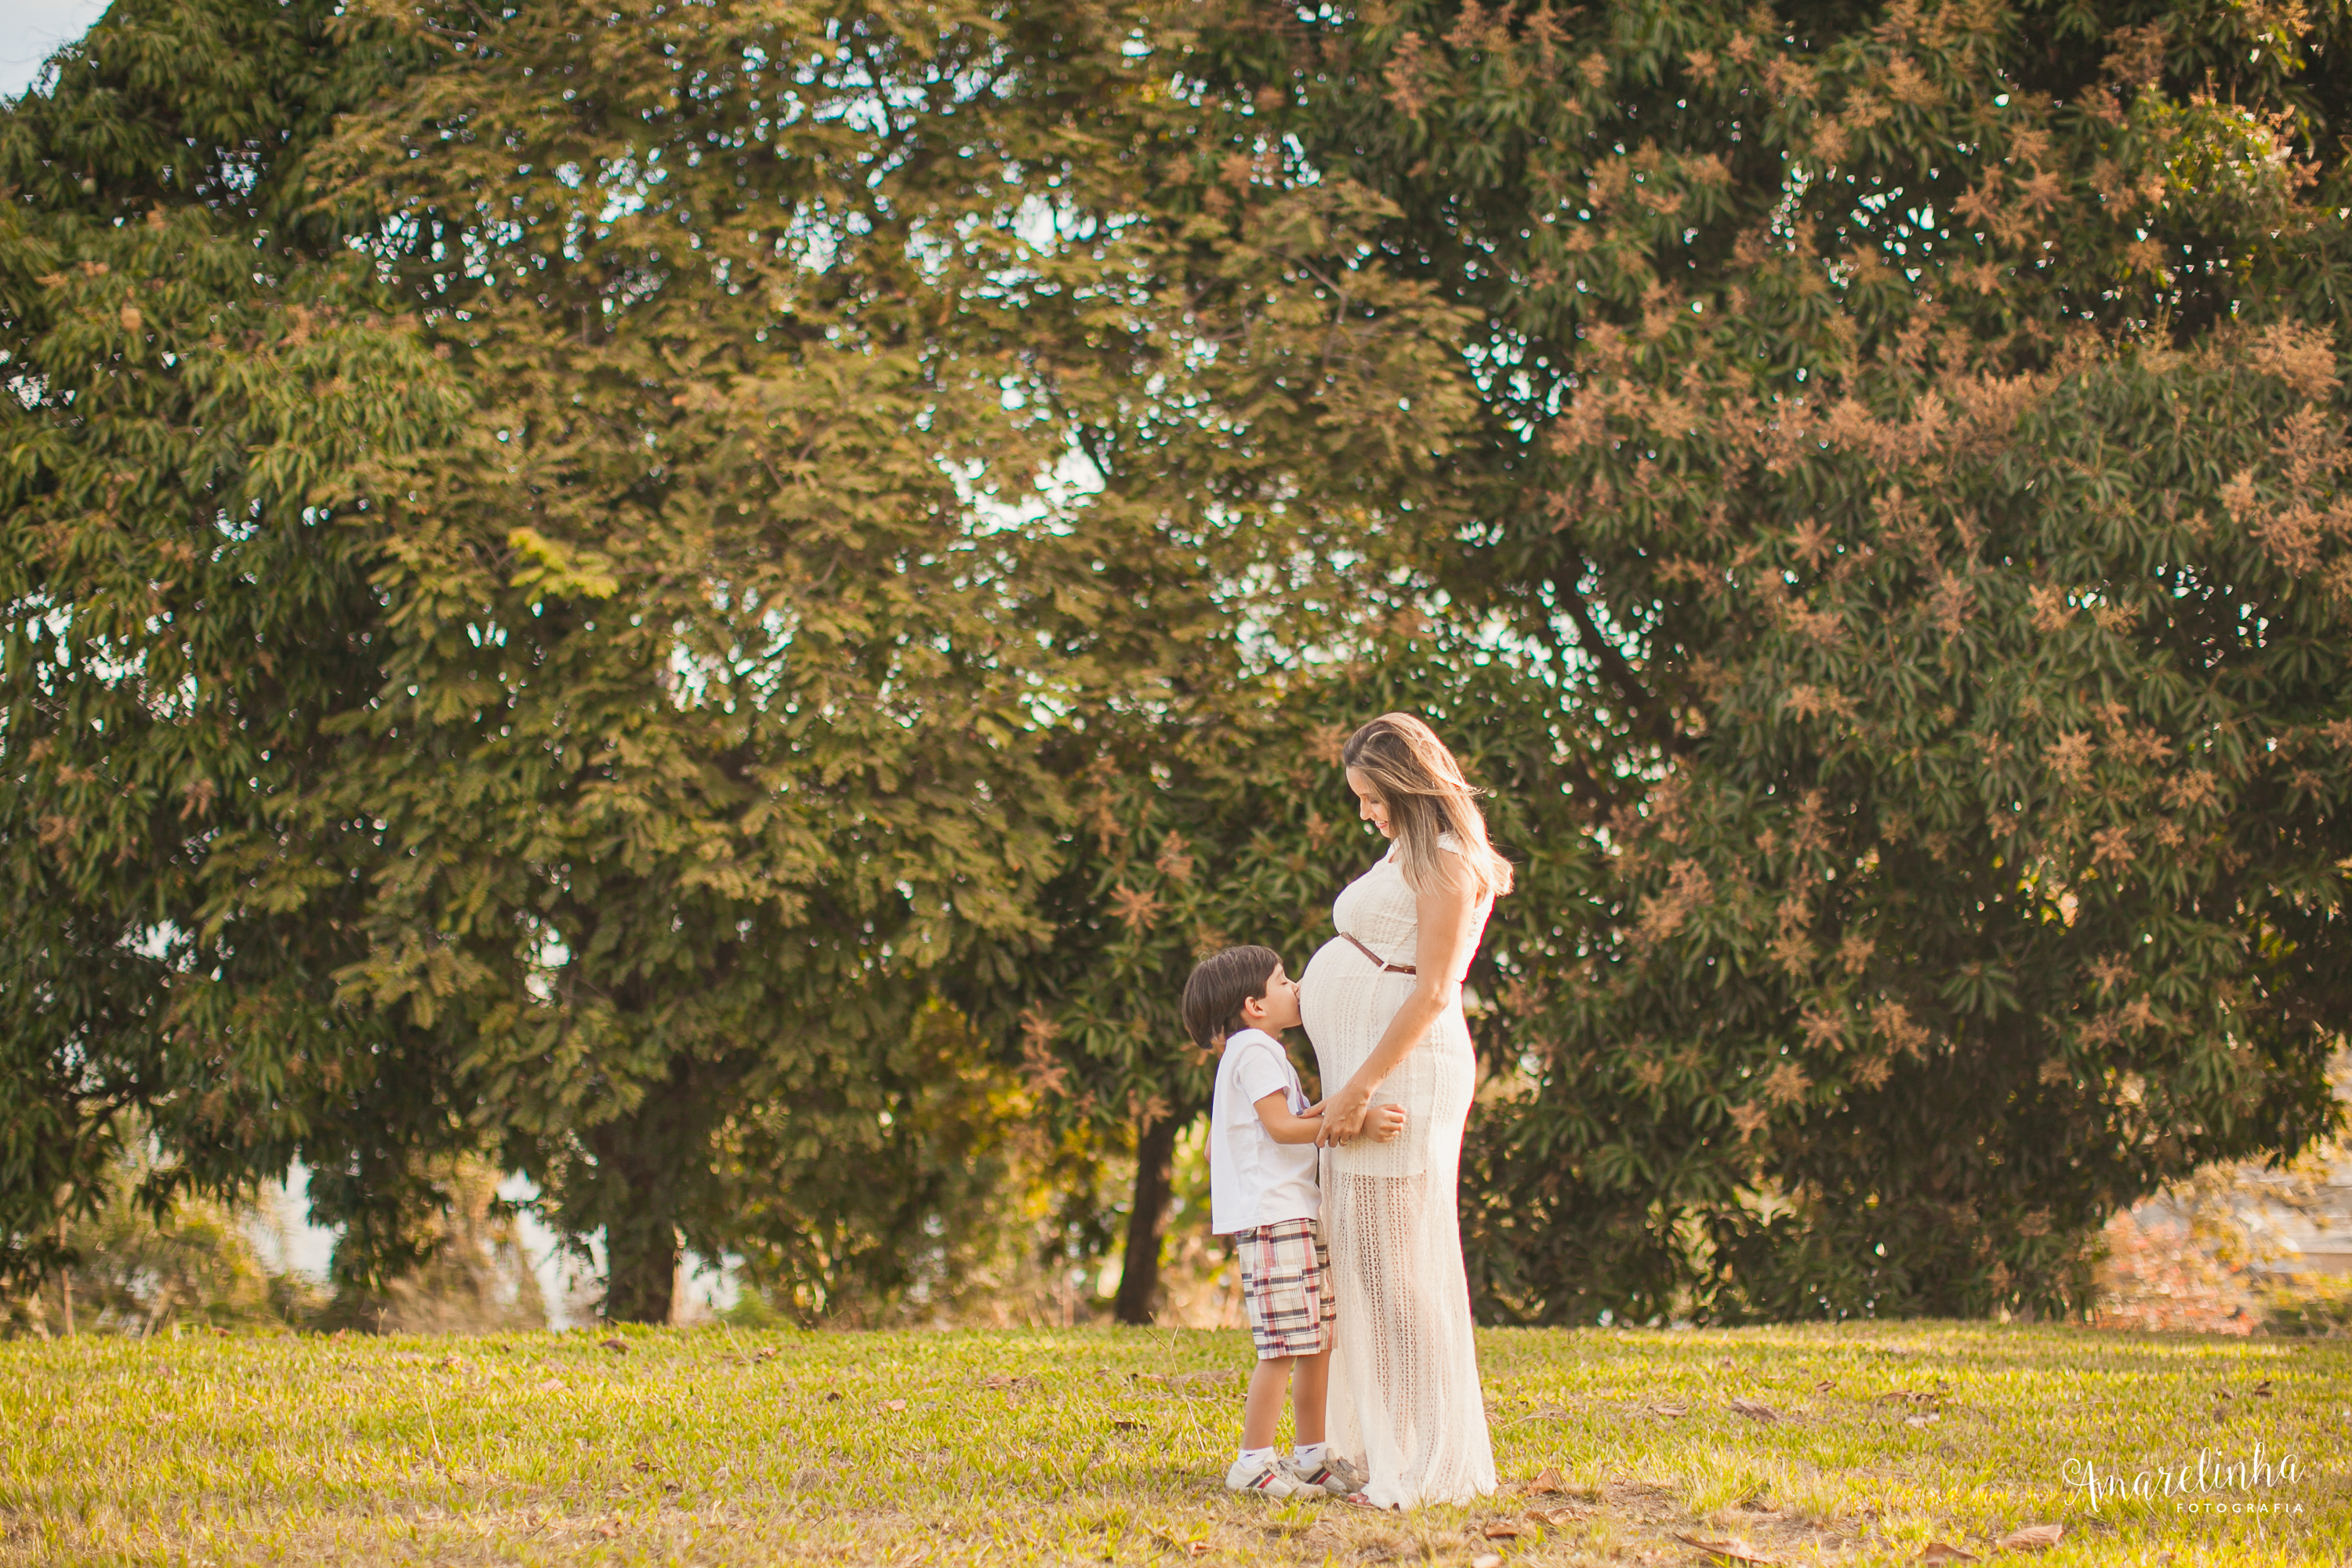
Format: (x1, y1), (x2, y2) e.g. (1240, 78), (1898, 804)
(1283, 1452), (1367, 1496)
(1225, 1453), (1313, 1497)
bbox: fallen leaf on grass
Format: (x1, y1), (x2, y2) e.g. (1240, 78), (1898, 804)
(532, 1378), (565, 1394)
(824, 1391), (842, 1402)
(883, 1399), (908, 1413)
(1916, 1544), (1977, 1563)
(1110, 1418), (1143, 1432)
(1524, 1465), (1569, 1494)
(1187, 1544), (1211, 1558)
(439, 1354), (463, 1371)
(1472, 1555), (1502, 1568)
(1727, 1397), (1780, 1422)
(630, 1459), (657, 1474)
(594, 1519), (621, 1539)
(598, 1337), (628, 1355)
(1904, 1414), (1940, 1428)
(1481, 1521), (1524, 1539)
(1653, 1403), (1690, 1418)
(1674, 1532), (1779, 1565)
(1813, 1377), (1836, 1392)
(1994, 1524), (2063, 1552)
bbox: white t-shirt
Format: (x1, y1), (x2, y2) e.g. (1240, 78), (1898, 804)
(1208, 1027), (1320, 1235)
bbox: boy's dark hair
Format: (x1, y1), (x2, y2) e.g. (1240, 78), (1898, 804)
(1181, 945), (1283, 1050)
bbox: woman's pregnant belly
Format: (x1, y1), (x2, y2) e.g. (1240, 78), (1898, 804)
(1300, 935), (1443, 1176)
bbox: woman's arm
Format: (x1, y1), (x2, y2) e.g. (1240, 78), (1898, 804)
(1318, 869), (1479, 1145)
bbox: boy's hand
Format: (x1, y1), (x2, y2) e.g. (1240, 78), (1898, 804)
(1367, 1102), (1408, 1144)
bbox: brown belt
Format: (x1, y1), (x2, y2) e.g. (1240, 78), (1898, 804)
(1342, 933), (1416, 975)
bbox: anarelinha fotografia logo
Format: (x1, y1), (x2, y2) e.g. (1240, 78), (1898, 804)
(2063, 1440), (2307, 1516)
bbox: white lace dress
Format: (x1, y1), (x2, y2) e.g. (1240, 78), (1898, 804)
(1298, 837), (1496, 1509)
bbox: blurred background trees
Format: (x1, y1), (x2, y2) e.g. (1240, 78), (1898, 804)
(6, 0), (2351, 1332)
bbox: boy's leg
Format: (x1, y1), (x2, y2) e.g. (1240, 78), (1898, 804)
(1241, 1354), (1295, 1453)
(1289, 1346), (1330, 1447)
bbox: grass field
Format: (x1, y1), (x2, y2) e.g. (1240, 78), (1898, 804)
(5, 1323), (2346, 1566)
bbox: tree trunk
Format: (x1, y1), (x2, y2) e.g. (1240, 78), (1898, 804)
(583, 1062), (706, 1326)
(602, 1209), (678, 1325)
(57, 1216), (73, 1336)
(1114, 1115), (1178, 1326)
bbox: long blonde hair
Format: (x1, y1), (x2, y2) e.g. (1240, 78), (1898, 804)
(1341, 713), (1514, 901)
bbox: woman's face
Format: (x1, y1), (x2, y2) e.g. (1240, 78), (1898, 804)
(1345, 767), (1394, 839)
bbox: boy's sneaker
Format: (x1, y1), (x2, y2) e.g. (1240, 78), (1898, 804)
(1225, 1453), (1313, 1498)
(1283, 1452), (1367, 1497)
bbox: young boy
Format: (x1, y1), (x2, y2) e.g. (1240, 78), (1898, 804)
(1182, 944), (1402, 1500)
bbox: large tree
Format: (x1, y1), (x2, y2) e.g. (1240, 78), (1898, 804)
(0, 0), (471, 1289)
(1193, 0), (2352, 1319)
(279, 0), (1484, 1319)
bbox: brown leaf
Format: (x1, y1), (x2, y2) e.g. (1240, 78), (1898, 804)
(980, 1373), (1040, 1391)
(594, 1519), (621, 1539)
(1482, 1521), (1524, 1539)
(1674, 1534), (1780, 1565)
(1727, 1397), (1780, 1422)
(884, 1399), (908, 1412)
(1524, 1464), (1569, 1494)
(1653, 1403), (1690, 1417)
(1110, 1417), (1142, 1432)
(1917, 1545), (1978, 1563)
(599, 1337), (628, 1354)
(1993, 1524), (2063, 1552)
(532, 1377), (565, 1393)
(1187, 1544), (1212, 1557)
(630, 1459), (657, 1473)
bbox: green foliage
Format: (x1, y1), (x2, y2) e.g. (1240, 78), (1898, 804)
(2260, 1276), (2352, 1337)
(2, 1129), (325, 1336)
(251, 0), (1480, 1319)
(15, 0), (2352, 1331)
(1196, 0), (2352, 1320)
(0, 0), (472, 1289)
(315, 1157), (546, 1334)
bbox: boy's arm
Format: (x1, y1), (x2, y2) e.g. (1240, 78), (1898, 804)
(1253, 1090), (1324, 1145)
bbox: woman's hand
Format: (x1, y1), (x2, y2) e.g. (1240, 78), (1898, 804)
(1317, 1080), (1375, 1145)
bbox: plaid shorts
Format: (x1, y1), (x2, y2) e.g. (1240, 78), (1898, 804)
(1236, 1216), (1335, 1359)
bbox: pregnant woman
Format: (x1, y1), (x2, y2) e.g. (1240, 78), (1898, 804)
(1298, 713), (1512, 1509)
